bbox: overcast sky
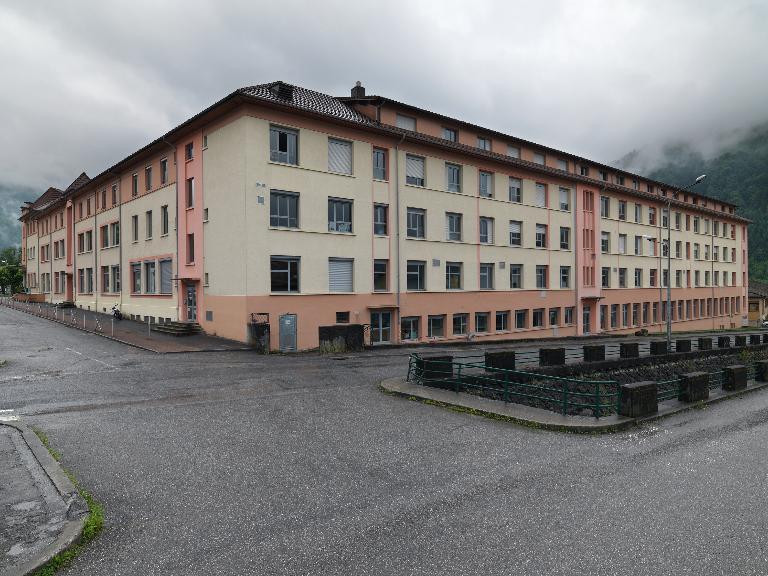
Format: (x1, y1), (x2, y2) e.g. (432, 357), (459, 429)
(1, 0), (767, 193)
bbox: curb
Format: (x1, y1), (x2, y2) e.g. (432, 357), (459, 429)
(379, 376), (768, 434)
(0, 419), (88, 576)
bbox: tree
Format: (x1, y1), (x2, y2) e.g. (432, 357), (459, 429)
(0, 246), (23, 295)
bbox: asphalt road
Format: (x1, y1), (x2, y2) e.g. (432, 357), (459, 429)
(1, 305), (768, 576)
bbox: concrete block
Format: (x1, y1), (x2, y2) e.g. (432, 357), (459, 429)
(735, 335), (747, 347)
(583, 345), (605, 363)
(678, 371), (710, 402)
(718, 336), (731, 348)
(620, 342), (639, 358)
(724, 365), (747, 391)
(539, 348), (566, 366)
(756, 360), (768, 382)
(763, 333), (768, 344)
(749, 335), (761, 346)
(619, 381), (658, 418)
(676, 339), (692, 353)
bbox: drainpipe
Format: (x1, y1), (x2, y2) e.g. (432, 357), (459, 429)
(107, 170), (123, 312)
(393, 132), (406, 340)
(161, 137), (179, 321)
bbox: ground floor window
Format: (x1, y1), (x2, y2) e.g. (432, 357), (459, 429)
(428, 315), (445, 338)
(475, 312), (489, 333)
(495, 311), (509, 332)
(370, 311), (391, 344)
(401, 317), (419, 340)
(452, 313), (468, 336)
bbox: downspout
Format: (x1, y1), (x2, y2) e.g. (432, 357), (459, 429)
(393, 131), (406, 340)
(107, 170), (123, 312)
(161, 136), (179, 321)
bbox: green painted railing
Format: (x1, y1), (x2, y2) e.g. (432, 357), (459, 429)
(407, 354), (619, 418)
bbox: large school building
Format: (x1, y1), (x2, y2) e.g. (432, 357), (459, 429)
(19, 81), (749, 350)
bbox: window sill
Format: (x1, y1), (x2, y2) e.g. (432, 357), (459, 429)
(373, 178), (389, 183)
(186, 207), (194, 211)
(146, 237), (153, 241)
(270, 292), (301, 295)
(161, 234), (169, 238)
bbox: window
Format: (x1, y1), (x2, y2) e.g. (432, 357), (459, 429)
(110, 222), (120, 246)
(396, 114), (416, 131)
(618, 234), (627, 254)
(130, 214), (138, 242)
(557, 159), (568, 171)
(634, 268), (642, 287)
(372, 148), (387, 180)
(507, 145), (520, 158)
(85, 230), (93, 251)
(599, 170), (608, 181)
(100, 225), (109, 249)
(145, 261), (156, 294)
(187, 233), (195, 263)
(407, 208), (425, 238)
(480, 263), (494, 290)
(111, 184), (118, 206)
(618, 201), (627, 221)
(560, 227), (570, 250)
(145, 210), (153, 239)
(446, 163), (462, 192)
(694, 243), (700, 259)
(678, 270), (684, 287)
(475, 312), (490, 333)
(649, 207), (657, 225)
(186, 177), (195, 208)
(509, 177), (522, 203)
(559, 188), (570, 211)
(479, 171), (493, 197)
(510, 264), (523, 289)
(131, 263), (141, 293)
(101, 189), (106, 209)
(442, 127), (457, 142)
(662, 209), (669, 228)
(132, 174), (138, 197)
(111, 266), (120, 293)
(159, 158), (168, 185)
(373, 204), (388, 235)
(271, 257), (299, 292)
(560, 266), (570, 289)
(535, 183), (547, 207)
(477, 137), (491, 151)
(452, 314), (468, 335)
(328, 258), (353, 292)
(602, 267), (610, 288)
(328, 138), (352, 174)
(405, 155), (425, 186)
(401, 317), (419, 340)
(535, 265), (548, 289)
(479, 217), (494, 244)
(533, 309), (544, 328)
(635, 203), (642, 223)
(159, 260), (172, 294)
(373, 260), (388, 291)
(270, 126), (298, 164)
(336, 312), (350, 324)
(328, 198), (353, 232)
(535, 224), (547, 248)
(650, 269), (658, 287)
(270, 191), (299, 228)
(618, 268), (627, 288)
(579, 165), (589, 177)
(600, 196), (610, 218)
(601, 232), (610, 253)
(446, 212), (462, 241)
(515, 309), (527, 329)
(428, 315), (445, 338)
(185, 142), (194, 161)
(675, 212), (681, 230)
(549, 308), (560, 326)
(406, 261), (426, 290)
(145, 166), (152, 191)
(610, 304), (618, 328)
(495, 311), (509, 332)
(161, 205), (169, 235)
(533, 152), (545, 165)
(445, 262), (462, 290)
(676, 241), (682, 259)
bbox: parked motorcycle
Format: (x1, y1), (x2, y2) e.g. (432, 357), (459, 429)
(111, 304), (123, 320)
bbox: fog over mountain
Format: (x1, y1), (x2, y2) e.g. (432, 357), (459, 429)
(1, 0), (767, 249)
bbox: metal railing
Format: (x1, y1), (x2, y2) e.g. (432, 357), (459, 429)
(408, 354), (619, 418)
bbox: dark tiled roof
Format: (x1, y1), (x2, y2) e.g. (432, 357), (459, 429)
(749, 280), (768, 299)
(65, 172), (91, 192)
(237, 81), (372, 125)
(30, 187), (64, 210)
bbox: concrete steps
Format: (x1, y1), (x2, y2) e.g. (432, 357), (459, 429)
(151, 321), (202, 337)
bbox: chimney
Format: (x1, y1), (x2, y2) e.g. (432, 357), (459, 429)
(350, 81), (365, 98)
(270, 82), (294, 100)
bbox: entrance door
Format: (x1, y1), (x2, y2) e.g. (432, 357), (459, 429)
(583, 305), (591, 334)
(370, 311), (392, 344)
(279, 314), (297, 351)
(186, 284), (197, 321)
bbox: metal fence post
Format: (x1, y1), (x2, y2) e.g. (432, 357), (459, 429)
(504, 372), (509, 403)
(111, 318), (114, 337)
(455, 363), (462, 393)
(593, 381), (601, 419)
(562, 381), (568, 415)
(147, 317), (151, 338)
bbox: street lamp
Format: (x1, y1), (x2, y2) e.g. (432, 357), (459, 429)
(665, 174), (707, 352)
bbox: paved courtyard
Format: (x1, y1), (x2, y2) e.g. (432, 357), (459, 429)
(2, 305), (768, 575)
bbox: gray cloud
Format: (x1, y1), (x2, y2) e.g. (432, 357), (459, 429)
(1, 0), (766, 202)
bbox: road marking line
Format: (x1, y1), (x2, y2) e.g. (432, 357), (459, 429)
(64, 347), (116, 369)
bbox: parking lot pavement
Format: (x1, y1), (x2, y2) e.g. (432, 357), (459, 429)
(2, 306), (768, 576)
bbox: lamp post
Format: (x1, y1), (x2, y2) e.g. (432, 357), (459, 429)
(665, 174), (707, 352)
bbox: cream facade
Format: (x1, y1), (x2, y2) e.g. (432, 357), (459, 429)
(20, 81), (750, 350)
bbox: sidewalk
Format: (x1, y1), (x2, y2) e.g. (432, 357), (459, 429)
(0, 413), (87, 576)
(2, 300), (251, 354)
